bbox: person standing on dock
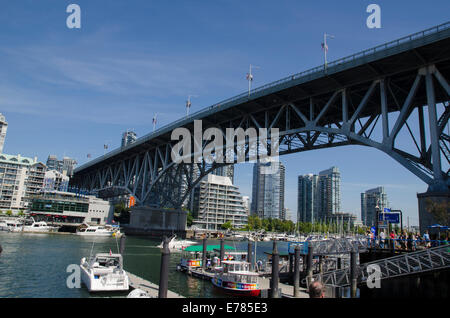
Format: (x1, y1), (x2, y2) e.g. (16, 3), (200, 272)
(379, 230), (386, 248)
(423, 231), (431, 248)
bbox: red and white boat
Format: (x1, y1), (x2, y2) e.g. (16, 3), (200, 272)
(211, 260), (261, 297)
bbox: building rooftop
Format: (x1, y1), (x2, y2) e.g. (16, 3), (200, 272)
(0, 153), (39, 166)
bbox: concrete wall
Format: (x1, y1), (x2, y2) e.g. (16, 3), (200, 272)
(417, 191), (449, 235)
(124, 206), (187, 238)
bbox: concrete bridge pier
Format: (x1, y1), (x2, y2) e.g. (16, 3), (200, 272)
(417, 191), (449, 236)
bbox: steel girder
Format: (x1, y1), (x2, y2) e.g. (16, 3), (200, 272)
(71, 64), (450, 208)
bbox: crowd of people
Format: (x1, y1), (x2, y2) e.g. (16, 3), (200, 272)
(366, 229), (449, 250)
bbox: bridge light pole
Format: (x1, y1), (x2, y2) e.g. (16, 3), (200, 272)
(152, 113), (157, 132)
(246, 64), (260, 97)
(322, 33), (334, 70)
(186, 95), (198, 116)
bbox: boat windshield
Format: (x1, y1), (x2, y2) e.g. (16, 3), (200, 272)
(94, 257), (121, 268)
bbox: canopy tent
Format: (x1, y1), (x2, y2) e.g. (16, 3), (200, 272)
(183, 244), (235, 252)
(428, 224), (447, 229)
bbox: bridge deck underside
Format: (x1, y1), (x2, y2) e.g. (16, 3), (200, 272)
(71, 27), (450, 207)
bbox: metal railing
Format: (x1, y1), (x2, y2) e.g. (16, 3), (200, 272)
(314, 244), (450, 287)
(75, 21), (450, 172)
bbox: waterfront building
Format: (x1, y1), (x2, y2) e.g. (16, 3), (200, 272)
(212, 165), (234, 183)
(46, 155), (77, 177)
(318, 167), (341, 220)
(297, 167), (341, 224)
(0, 113), (7, 154)
(121, 130), (137, 148)
(361, 186), (388, 227)
(43, 169), (69, 192)
(297, 174), (319, 223)
(0, 154), (46, 212)
(283, 207), (293, 222)
(250, 160), (285, 220)
(29, 191), (113, 225)
(192, 174), (248, 230)
(242, 195), (250, 215)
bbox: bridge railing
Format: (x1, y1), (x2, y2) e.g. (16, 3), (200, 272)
(132, 21), (450, 141)
(75, 21), (450, 172)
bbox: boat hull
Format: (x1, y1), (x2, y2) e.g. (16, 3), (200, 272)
(80, 265), (129, 292)
(211, 277), (261, 297)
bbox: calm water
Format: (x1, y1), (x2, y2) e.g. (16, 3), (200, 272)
(0, 232), (291, 298)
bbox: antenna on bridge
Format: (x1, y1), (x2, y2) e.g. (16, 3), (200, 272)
(247, 64), (260, 97)
(322, 33), (335, 70)
(152, 113), (158, 132)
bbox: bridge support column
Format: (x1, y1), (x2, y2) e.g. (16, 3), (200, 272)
(417, 191), (450, 236)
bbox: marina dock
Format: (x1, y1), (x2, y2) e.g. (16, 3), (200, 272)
(185, 268), (309, 298)
(126, 271), (185, 298)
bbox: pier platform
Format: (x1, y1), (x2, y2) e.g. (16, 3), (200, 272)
(126, 271), (185, 298)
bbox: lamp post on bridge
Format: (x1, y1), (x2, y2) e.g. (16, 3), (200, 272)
(186, 95), (198, 117)
(152, 113), (157, 132)
(246, 64), (260, 97)
(322, 33), (334, 70)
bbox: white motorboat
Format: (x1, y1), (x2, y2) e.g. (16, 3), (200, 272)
(76, 224), (121, 237)
(157, 235), (197, 251)
(80, 253), (129, 292)
(22, 218), (58, 233)
(224, 232), (246, 241)
(0, 218), (24, 232)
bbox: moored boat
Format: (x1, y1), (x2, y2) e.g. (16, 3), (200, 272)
(157, 234), (197, 251)
(0, 218), (24, 232)
(80, 253), (129, 292)
(211, 260), (261, 297)
(76, 223), (121, 237)
(22, 218), (58, 233)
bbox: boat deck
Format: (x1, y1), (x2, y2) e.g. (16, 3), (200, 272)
(126, 271), (185, 298)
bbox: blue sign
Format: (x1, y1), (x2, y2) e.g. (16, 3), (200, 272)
(379, 212), (400, 223)
(384, 208), (391, 213)
(370, 226), (376, 234)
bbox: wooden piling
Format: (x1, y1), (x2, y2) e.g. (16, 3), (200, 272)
(158, 237), (170, 298)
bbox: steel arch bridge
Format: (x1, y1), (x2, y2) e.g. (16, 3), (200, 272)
(71, 22), (450, 209)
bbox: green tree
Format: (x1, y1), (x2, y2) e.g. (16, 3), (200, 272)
(6, 210), (12, 216)
(186, 212), (194, 227)
(221, 221), (233, 230)
(426, 199), (449, 226)
(113, 202), (130, 224)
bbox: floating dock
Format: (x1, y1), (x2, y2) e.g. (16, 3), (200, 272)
(126, 271), (185, 298)
(185, 268), (309, 298)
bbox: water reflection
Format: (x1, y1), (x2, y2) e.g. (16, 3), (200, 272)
(0, 232), (292, 298)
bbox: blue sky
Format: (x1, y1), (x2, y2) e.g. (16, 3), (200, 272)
(1, 1), (449, 225)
